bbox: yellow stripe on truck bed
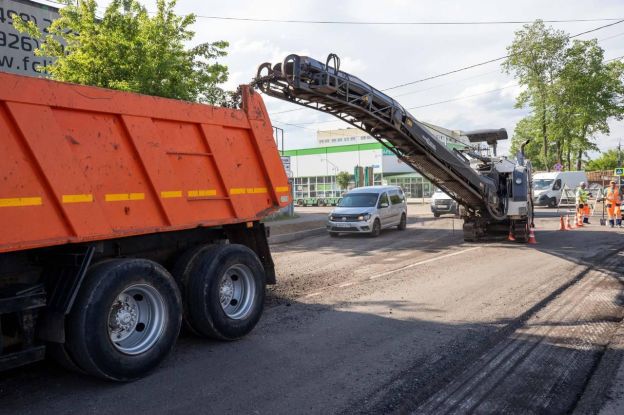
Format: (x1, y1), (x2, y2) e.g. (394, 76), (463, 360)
(105, 193), (145, 202)
(0, 197), (42, 207)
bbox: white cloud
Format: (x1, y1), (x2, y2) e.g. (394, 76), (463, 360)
(97, 0), (624, 155)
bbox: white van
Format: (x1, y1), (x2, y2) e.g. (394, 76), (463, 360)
(533, 171), (587, 207)
(327, 186), (407, 237)
(430, 189), (458, 217)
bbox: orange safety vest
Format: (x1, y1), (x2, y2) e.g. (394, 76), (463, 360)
(606, 187), (621, 204)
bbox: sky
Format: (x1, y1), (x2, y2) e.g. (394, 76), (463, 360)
(47, 0), (624, 156)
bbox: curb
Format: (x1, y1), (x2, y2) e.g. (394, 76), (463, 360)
(268, 227), (327, 244)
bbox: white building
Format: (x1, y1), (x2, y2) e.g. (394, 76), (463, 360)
(283, 125), (470, 203)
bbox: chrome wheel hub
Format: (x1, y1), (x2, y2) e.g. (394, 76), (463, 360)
(107, 284), (166, 355)
(218, 264), (256, 320)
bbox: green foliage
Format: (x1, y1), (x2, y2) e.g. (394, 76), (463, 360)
(13, 0), (229, 104)
(503, 21), (568, 169)
(504, 20), (624, 171)
(509, 116), (553, 170)
(585, 149), (623, 171)
(336, 171), (351, 191)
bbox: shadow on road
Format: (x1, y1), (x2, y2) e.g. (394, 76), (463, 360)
(1, 271), (623, 415)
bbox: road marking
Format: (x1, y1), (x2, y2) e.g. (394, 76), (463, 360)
(160, 190), (183, 198)
(62, 194), (93, 203)
(105, 193), (145, 202)
(368, 246), (481, 280)
(0, 196), (42, 207)
(305, 292), (322, 298)
(338, 282), (355, 288)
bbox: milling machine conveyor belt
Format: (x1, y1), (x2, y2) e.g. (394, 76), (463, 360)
(255, 54), (507, 212)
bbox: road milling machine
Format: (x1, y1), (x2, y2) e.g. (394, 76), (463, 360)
(254, 54), (534, 242)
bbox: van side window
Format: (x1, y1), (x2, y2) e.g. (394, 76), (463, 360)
(397, 189), (405, 202)
(378, 193), (389, 207)
(553, 179), (562, 190)
(389, 191), (401, 205)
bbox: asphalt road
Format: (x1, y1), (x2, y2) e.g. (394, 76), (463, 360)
(1, 211), (624, 414)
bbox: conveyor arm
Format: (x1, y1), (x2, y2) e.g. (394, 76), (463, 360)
(254, 54), (507, 215)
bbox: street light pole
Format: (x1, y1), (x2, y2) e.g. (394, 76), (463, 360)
(273, 126), (285, 154)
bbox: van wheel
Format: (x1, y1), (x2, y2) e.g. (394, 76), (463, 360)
(434, 213), (441, 218)
(371, 219), (381, 237)
(329, 232), (339, 237)
(397, 213), (407, 230)
(66, 259), (182, 381)
(177, 244), (265, 340)
(548, 198), (558, 208)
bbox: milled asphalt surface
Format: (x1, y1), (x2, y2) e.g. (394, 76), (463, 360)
(1, 208), (623, 414)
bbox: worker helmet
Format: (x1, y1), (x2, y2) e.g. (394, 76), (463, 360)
(579, 181), (586, 187)
(610, 180), (616, 184)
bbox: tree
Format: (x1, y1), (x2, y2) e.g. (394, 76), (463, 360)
(503, 20), (568, 170)
(509, 115), (555, 171)
(504, 21), (624, 171)
(13, 0), (229, 104)
(554, 40), (624, 169)
(336, 171), (351, 192)
(586, 149), (622, 171)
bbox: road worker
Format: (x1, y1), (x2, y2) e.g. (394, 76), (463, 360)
(604, 180), (622, 228)
(576, 182), (590, 225)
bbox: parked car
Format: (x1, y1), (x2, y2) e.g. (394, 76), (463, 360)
(327, 186), (407, 237)
(533, 171), (587, 207)
(430, 189), (458, 217)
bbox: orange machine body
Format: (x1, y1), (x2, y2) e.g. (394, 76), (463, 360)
(0, 72), (289, 253)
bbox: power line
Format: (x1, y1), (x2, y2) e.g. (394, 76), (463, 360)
(268, 20), (624, 122)
(193, 15), (624, 26)
(381, 19), (624, 91)
(273, 53), (624, 128)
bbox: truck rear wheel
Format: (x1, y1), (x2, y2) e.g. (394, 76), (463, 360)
(66, 259), (182, 381)
(177, 244), (265, 341)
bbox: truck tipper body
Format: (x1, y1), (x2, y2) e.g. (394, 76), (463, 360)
(0, 72), (289, 380)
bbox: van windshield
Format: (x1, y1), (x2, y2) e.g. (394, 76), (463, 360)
(534, 179), (554, 190)
(338, 193), (379, 207)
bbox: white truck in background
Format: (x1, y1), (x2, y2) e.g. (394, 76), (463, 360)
(533, 171), (587, 208)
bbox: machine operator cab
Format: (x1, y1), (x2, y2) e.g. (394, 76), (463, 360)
(327, 186), (407, 237)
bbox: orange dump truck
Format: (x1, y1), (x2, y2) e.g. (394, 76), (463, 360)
(0, 72), (289, 380)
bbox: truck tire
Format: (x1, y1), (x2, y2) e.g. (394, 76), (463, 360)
(47, 342), (84, 374)
(397, 213), (407, 230)
(171, 244), (216, 336)
(179, 244), (265, 340)
(66, 259), (182, 381)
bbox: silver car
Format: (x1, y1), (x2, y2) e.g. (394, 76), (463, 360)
(327, 186), (407, 237)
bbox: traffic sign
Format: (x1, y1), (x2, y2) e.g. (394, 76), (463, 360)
(615, 167), (624, 176)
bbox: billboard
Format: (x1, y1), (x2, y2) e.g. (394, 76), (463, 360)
(0, 0), (58, 76)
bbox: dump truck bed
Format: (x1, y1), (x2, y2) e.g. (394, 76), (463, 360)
(0, 72), (289, 253)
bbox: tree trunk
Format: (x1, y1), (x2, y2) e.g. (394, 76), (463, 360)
(576, 125), (588, 171)
(576, 148), (583, 170)
(542, 106), (549, 171)
(566, 146), (571, 171)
